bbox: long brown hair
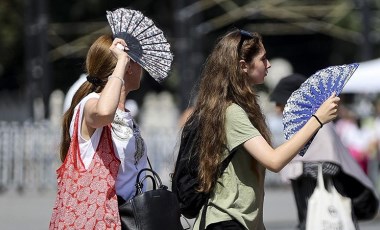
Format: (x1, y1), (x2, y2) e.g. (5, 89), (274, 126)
(187, 29), (271, 193)
(59, 34), (117, 162)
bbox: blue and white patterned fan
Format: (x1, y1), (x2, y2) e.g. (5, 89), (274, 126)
(106, 8), (173, 83)
(283, 63), (359, 156)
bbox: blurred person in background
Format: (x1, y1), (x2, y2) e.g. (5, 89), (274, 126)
(269, 73), (379, 230)
(63, 73), (87, 112)
(50, 34), (148, 229)
(63, 73), (139, 117)
(335, 105), (371, 174)
(360, 97), (380, 193)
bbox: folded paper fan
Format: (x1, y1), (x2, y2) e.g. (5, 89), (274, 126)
(283, 63), (359, 156)
(106, 8), (173, 82)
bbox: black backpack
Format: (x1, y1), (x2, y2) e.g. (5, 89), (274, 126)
(171, 117), (236, 219)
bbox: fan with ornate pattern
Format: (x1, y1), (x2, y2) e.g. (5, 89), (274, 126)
(106, 8), (173, 83)
(283, 63), (359, 156)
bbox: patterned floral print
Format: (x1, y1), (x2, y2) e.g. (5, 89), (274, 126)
(133, 130), (145, 166)
(111, 110), (145, 166)
(111, 111), (134, 141)
(49, 110), (121, 229)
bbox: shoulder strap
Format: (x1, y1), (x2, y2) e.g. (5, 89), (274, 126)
(71, 108), (83, 170)
(220, 147), (237, 174)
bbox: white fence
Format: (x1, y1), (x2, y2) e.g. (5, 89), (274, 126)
(0, 120), (284, 194)
(0, 120), (181, 193)
(0, 120), (60, 192)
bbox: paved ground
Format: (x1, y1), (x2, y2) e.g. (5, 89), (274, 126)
(0, 187), (378, 230)
(263, 187), (380, 230)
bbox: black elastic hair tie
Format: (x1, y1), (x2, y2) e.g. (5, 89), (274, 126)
(312, 114), (323, 128)
(86, 75), (103, 87)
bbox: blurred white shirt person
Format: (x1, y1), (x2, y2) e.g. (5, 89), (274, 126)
(63, 73), (138, 116)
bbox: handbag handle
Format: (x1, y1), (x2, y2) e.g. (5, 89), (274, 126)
(135, 168), (167, 196)
(135, 174), (157, 194)
(317, 164), (327, 191)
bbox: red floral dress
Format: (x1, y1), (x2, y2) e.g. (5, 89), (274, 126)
(49, 110), (121, 229)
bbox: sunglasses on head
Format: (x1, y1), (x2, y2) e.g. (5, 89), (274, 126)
(237, 29), (254, 55)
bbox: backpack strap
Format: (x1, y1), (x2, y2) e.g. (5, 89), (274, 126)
(199, 147), (237, 230)
(220, 146), (237, 173)
(199, 204), (208, 230)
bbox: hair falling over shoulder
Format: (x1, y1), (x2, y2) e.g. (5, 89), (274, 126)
(188, 29), (272, 193)
(59, 34), (117, 162)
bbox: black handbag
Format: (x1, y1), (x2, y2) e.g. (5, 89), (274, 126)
(118, 165), (183, 230)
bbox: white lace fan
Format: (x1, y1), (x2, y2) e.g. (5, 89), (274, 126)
(106, 8), (173, 82)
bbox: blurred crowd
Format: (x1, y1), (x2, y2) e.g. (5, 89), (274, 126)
(335, 95), (380, 187)
(266, 92), (380, 192)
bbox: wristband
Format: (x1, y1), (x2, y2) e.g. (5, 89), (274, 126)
(312, 114), (323, 128)
(108, 76), (125, 85)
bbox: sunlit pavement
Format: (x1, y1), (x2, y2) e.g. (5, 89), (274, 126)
(264, 187), (380, 230)
(0, 187), (378, 230)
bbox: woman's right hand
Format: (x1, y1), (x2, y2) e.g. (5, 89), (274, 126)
(109, 38), (130, 63)
(314, 92), (340, 124)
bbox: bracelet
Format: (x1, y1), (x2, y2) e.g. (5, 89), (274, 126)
(312, 114), (323, 128)
(108, 76), (125, 85)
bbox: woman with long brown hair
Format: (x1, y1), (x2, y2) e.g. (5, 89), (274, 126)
(50, 34), (147, 229)
(188, 29), (340, 230)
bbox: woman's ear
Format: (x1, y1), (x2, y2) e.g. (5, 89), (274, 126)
(239, 60), (248, 74)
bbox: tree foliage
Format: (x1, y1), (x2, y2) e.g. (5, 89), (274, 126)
(0, 0), (23, 90)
